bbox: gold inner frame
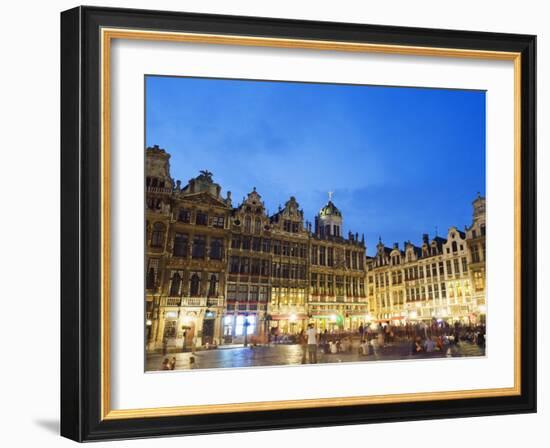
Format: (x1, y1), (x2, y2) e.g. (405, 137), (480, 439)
(100, 28), (522, 420)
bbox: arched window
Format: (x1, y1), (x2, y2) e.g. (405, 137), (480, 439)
(170, 272), (181, 296)
(452, 241), (458, 253)
(190, 273), (201, 297)
(208, 274), (218, 297)
(151, 222), (165, 248)
(480, 224), (486, 236)
(146, 267), (156, 289)
(244, 216), (252, 233)
(254, 218), (262, 234)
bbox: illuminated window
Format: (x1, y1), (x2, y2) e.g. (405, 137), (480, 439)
(235, 315), (256, 335)
(474, 271), (484, 291)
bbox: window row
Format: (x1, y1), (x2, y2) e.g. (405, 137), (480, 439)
(241, 215), (264, 234)
(167, 271), (220, 298)
(373, 257), (469, 287)
(229, 256), (271, 276)
(146, 177), (166, 188)
(271, 287), (306, 305)
(283, 220), (301, 233)
(172, 234), (224, 260)
(374, 281), (473, 308)
(226, 284), (270, 302)
(310, 273), (365, 297)
(231, 236), (307, 258)
(378, 242), (469, 266)
(176, 208), (225, 228)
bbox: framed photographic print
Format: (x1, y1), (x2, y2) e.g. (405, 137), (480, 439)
(60, 6), (537, 442)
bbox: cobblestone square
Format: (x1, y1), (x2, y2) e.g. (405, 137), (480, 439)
(147, 339), (485, 371)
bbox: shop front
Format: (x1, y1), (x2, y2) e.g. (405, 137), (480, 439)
(310, 312), (344, 333)
(268, 313), (307, 336)
(222, 312), (260, 344)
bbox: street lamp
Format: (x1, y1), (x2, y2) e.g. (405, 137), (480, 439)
(243, 313), (250, 347)
(263, 313), (272, 345)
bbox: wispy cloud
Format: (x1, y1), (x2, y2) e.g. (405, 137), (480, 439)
(146, 76), (485, 254)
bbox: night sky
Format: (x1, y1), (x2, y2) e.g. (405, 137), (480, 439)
(146, 76), (485, 255)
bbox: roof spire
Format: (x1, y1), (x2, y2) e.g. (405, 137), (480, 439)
(328, 191), (334, 202)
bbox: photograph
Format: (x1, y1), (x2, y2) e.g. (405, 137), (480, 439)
(144, 75), (487, 372)
(57, 5), (538, 441)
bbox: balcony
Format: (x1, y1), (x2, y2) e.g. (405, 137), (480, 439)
(207, 297), (224, 307)
(164, 297), (181, 306)
(161, 296), (210, 307)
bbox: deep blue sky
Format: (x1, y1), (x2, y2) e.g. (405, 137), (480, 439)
(146, 76), (485, 255)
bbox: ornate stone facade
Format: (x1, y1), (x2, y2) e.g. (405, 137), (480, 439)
(145, 146), (369, 352)
(366, 196), (486, 325)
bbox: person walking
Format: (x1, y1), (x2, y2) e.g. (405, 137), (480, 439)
(299, 330), (307, 364)
(306, 324), (318, 364)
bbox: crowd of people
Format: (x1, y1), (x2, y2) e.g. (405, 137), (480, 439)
(158, 320), (486, 369)
(296, 320), (486, 363)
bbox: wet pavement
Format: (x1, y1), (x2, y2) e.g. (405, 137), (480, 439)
(146, 340), (485, 371)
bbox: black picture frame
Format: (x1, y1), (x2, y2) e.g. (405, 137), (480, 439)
(61, 5), (536, 442)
